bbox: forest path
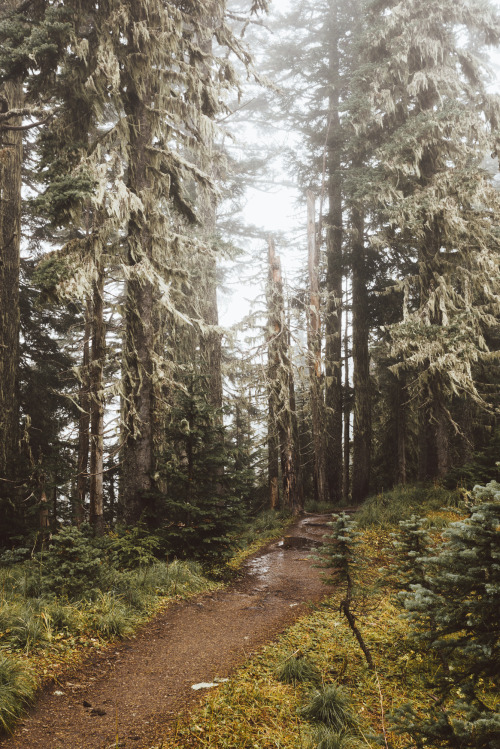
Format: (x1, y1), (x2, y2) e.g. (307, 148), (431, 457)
(1, 514), (334, 749)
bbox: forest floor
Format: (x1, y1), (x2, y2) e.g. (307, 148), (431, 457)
(0, 514), (333, 749)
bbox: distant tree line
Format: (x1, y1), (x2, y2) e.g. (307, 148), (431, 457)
(262, 0), (500, 510)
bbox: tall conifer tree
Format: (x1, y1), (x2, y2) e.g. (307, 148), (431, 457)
(0, 0), (23, 484)
(351, 0), (500, 480)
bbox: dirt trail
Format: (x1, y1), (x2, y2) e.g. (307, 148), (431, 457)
(1, 515), (333, 749)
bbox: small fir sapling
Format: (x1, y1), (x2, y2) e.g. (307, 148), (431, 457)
(316, 514), (374, 669)
(392, 482), (500, 749)
(390, 515), (432, 593)
(150, 373), (246, 565)
(36, 525), (104, 599)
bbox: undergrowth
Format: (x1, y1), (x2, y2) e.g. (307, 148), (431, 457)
(156, 487), (494, 749)
(356, 483), (461, 528)
(0, 509), (290, 735)
(304, 500), (337, 514)
(0, 654), (36, 733)
(0, 558), (212, 734)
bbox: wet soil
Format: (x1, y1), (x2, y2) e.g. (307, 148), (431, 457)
(0, 515), (332, 749)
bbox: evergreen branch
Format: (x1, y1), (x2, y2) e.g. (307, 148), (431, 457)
(226, 12), (271, 30)
(0, 108), (50, 123)
(0, 114), (53, 132)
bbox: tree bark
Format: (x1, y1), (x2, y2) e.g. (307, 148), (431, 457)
(287, 303), (304, 513)
(267, 238), (301, 514)
(76, 299), (91, 525)
(0, 64), (22, 483)
(267, 238), (281, 510)
(307, 191), (327, 505)
(351, 204), (371, 504)
(121, 3), (158, 524)
(324, 0), (344, 505)
(39, 490), (49, 549)
(121, 6), (156, 523)
(395, 374), (407, 486)
(200, 253), (223, 413)
(342, 284), (350, 503)
(418, 219), (450, 479)
(197, 13), (223, 419)
(268, 407), (280, 510)
(89, 254), (105, 535)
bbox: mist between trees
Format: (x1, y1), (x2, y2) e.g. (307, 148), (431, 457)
(0, 0), (499, 551)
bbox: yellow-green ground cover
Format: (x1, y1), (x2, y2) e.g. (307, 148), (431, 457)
(160, 510), (477, 749)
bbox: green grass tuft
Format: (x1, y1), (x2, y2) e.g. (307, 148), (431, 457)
(89, 593), (136, 638)
(301, 684), (359, 730)
(276, 654), (321, 686)
(0, 655), (36, 734)
(311, 725), (364, 749)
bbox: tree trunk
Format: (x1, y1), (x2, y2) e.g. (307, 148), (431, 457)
(417, 406), (432, 481)
(395, 374), (407, 485)
(342, 286), (350, 503)
(268, 409), (280, 510)
(121, 9), (156, 524)
(267, 238), (300, 514)
(76, 299), (91, 525)
(351, 204), (371, 504)
(107, 458), (116, 526)
(267, 238), (281, 510)
(307, 191), (327, 505)
(39, 490), (49, 549)
(324, 0), (344, 505)
(52, 483), (57, 530)
(287, 302), (304, 513)
(200, 254), (223, 413)
(0, 66), (22, 484)
(435, 401), (449, 478)
(418, 219), (450, 480)
(455, 398), (474, 467)
(89, 255), (105, 535)
(197, 15), (223, 419)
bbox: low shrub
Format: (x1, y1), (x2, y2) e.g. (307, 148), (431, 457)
(0, 548), (31, 567)
(393, 487), (500, 749)
(235, 509), (291, 546)
(108, 525), (160, 570)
